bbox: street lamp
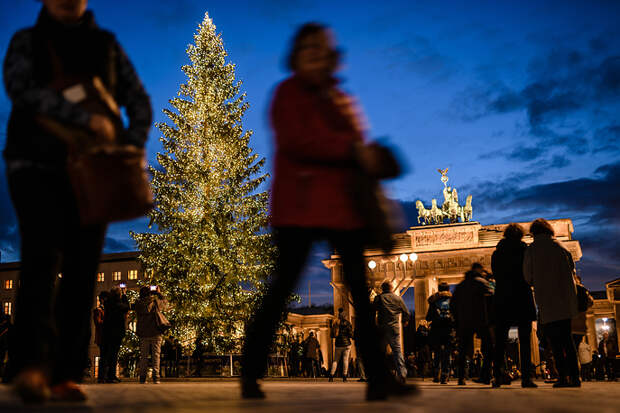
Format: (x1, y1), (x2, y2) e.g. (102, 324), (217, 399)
(368, 260), (377, 270)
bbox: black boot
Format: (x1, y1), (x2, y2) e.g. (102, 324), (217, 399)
(328, 374), (334, 382)
(342, 375), (347, 382)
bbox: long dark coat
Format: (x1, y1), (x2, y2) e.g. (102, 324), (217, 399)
(491, 238), (536, 324)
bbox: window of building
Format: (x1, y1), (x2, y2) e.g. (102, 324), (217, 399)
(128, 270), (138, 280)
(58, 273), (62, 279)
(97, 272), (105, 282)
(3, 302), (11, 316)
(113, 271), (122, 281)
(4, 279), (13, 289)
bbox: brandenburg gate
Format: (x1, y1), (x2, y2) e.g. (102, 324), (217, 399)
(321, 169), (583, 372)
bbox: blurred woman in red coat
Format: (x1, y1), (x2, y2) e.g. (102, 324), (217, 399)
(241, 23), (416, 402)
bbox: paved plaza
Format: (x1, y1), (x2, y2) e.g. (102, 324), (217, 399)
(0, 379), (618, 413)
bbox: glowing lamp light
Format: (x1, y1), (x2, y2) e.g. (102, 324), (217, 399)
(602, 318), (608, 322)
(602, 325), (610, 331)
(399, 254), (408, 263)
(409, 253), (418, 262)
(368, 260), (377, 270)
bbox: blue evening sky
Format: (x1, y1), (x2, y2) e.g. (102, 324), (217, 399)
(1, 1), (619, 306)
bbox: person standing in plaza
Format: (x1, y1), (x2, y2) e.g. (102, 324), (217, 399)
(450, 265), (494, 386)
(491, 223), (537, 388)
(426, 282), (454, 384)
(524, 218), (580, 387)
(93, 291), (108, 383)
(328, 308), (353, 382)
(598, 332), (618, 381)
(303, 331), (320, 378)
(134, 286), (167, 384)
(3, 0), (151, 402)
(578, 338), (593, 381)
(100, 287), (129, 383)
(374, 281), (410, 384)
(240, 22), (415, 401)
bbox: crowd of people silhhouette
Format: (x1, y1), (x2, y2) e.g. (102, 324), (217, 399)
(1, 0), (617, 406)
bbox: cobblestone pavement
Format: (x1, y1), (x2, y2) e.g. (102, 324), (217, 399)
(0, 379), (618, 413)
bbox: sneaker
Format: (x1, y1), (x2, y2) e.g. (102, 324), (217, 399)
(50, 381), (87, 402)
(342, 375), (347, 382)
(328, 374), (334, 382)
(440, 376), (447, 384)
(139, 376), (146, 384)
(14, 369), (51, 404)
(458, 378), (466, 386)
(521, 380), (538, 388)
(241, 379), (265, 399)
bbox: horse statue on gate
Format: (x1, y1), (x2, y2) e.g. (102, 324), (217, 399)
(416, 200), (431, 225)
(462, 194), (473, 221)
(430, 199), (444, 225)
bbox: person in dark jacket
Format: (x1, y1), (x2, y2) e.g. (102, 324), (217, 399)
(450, 266), (494, 386)
(100, 287), (129, 383)
(491, 223), (537, 388)
(374, 282), (410, 383)
(598, 332), (618, 381)
(524, 218), (580, 388)
(133, 286), (167, 384)
(303, 331), (321, 378)
(426, 282), (453, 384)
(3, 0), (151, 403)
(329, 308), (353, 381)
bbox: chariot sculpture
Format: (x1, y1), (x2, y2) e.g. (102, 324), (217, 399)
(416, 168), (473, 225)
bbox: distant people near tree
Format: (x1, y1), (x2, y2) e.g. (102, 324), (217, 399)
(329, 308), (353, 382)
(578, 337), (593, 381)
(598, 332), (618, 381)
(93, 291), (109, 383)
(239, 22), (416, 402)
(100, 287), (129, 384)
(524, 218), (580, 388)
(491, 223), (537, 388)
(414, 320), (431, 380)
(288, 334), (303, 377)
(374, 282), (410, 384)
(450, 264), (494, 386)
(426, 282), (454, 384)
(133, 286), (168, 384)
(192, 337), (206, 378)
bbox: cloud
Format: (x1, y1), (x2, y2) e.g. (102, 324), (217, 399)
(452, 36), (620, 162)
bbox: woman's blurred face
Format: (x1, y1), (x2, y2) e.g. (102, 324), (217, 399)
(43, 0), (88, 23)
(294, 29), (337, 82)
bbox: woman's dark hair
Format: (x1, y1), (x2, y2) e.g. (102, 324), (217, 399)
(286, 22), (339, 71)
(530, 218), (554, 236)
(503, 223), (525, 241)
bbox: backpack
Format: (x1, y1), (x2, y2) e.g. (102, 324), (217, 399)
(435, 297), (453, 324)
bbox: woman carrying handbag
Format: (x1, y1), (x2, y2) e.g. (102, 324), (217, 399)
(3, 0), (151, 402)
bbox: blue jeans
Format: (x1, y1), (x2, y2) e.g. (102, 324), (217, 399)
(383, 326), (406, 379)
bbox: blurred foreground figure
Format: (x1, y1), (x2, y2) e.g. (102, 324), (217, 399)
(3, 0), (151, 403)
(241, 23), (416, 401)
(524, 219), (580, 387)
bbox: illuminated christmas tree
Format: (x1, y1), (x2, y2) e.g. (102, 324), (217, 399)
(132, 13), (272, 352)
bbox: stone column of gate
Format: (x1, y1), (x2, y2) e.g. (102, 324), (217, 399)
(414, 276), (438, 327)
